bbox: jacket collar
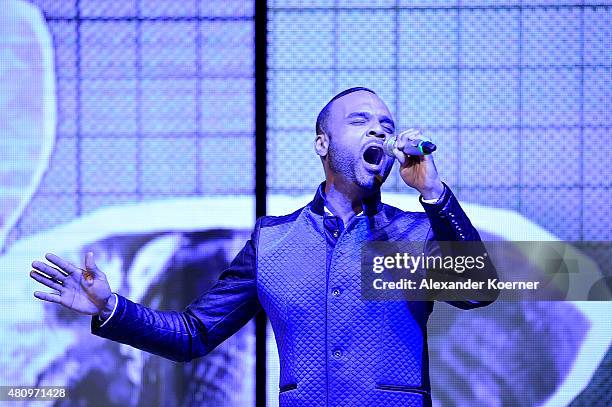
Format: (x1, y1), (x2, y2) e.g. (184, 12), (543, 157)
(310, 181), (383, 217)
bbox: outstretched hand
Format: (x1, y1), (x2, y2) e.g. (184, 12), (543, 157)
(30, 252), (113, 316)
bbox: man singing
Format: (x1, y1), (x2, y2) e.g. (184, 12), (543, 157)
(31, 87), (496, 407)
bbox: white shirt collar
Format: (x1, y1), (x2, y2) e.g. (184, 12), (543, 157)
(323, 205), (363, 218)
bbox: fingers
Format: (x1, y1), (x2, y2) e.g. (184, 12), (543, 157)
(82, 252), (104, 284)
(395, 129), (436, 167)
(44, 253), (81, 276)
(33, 291), (63, 305)
(84, 252), (99, 272)
(392, 146), (406, 165)
(395, 129), (417, 161)
(397, 128), (434, 151)
(395, 130), (420, 166)
(31, 260), (68, 282)
(398, 128), (421, 140)
(396, 128), (420, 151)
(399, 128), (432, 142)
(30, 270), (64, 292)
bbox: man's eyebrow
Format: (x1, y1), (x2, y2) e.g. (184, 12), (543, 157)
(345, 111), (371, 119)
(379, 115), (395, 128)
(345, 112), (395, 129)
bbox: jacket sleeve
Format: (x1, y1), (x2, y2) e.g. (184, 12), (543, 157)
(420, 184), (499, 309)
(91, 220), (262, 362)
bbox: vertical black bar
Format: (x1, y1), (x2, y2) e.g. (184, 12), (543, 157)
(254, 1), (268, 406)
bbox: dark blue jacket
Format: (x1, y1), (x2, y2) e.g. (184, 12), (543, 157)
(92, 183), (495, 407)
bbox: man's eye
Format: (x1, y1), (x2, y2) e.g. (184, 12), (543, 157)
(350, 120), (366, 125)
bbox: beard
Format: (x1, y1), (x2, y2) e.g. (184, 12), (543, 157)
(327, 140), (357, 182)
(327, 140), (392, 191)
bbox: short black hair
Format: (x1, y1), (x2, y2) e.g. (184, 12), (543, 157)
(316, 87), (377, 135)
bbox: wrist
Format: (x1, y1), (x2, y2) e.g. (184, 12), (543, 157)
(98, 293), (116, 320)
(419, 180), (444, 200)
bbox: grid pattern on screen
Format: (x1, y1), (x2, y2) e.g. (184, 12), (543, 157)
(266, 1), (612, 242)
(8, 0), (255, 243)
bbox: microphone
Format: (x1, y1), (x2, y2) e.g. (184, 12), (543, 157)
(383, 130), (437, 157)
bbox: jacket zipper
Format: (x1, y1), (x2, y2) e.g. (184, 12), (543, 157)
(374, 384), (431, 396)
(279, 383), (297, 393)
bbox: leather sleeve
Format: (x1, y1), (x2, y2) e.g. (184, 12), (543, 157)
(91, 220), (262, 362)
(421, 184), (499, 309)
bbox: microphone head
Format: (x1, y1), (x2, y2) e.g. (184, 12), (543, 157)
(383, 135), (397, 157)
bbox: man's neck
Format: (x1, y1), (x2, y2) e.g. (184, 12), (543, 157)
(323, 178), (376, 224)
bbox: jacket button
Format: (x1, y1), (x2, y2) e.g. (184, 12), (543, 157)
(332, 288), (341, 297)
(332, 350), (342, 359)
(459, 233), (465, 239)
(449, 212), (455, 218)
(333, 230), (339, 238)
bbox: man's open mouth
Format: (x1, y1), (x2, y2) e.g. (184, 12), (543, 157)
(363, 145), (384, 166)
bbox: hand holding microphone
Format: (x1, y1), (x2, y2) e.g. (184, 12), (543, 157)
(384, 129), (437, 159)
(388, 129), (444, 199)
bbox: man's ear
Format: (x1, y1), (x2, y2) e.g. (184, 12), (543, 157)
(315, 132), (329, 158)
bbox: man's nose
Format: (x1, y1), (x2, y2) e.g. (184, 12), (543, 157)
(367, 125), (386, 139)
